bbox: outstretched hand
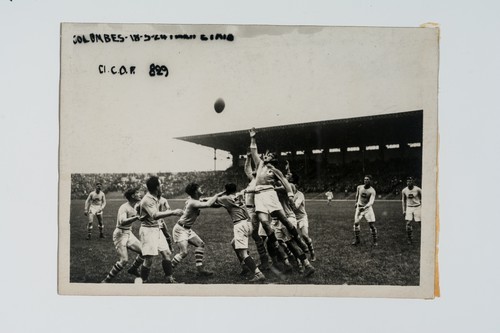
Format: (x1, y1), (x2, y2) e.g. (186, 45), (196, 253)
(249, 128), (257, 138)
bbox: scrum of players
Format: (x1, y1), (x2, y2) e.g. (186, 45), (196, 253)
(84, 128), (422, 284)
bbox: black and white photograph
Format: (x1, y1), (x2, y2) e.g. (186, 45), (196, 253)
(59, 23), (438, 297)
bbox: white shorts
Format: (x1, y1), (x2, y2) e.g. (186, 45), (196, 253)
(271, 218), (291, 242)
(354, 206), (376, 223)
(172, 223), (199, 243)
(88, 206), (103, 223)
(233, 220), (253, 249)
(255, 186), (283, 214)
(139, 226), (170, 256)
(405, 206), (422, 222)
(113, 228), (141, 250)
(297, 216), (309, 230)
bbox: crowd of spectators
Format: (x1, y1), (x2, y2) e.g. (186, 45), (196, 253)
(71, 158), (420, 200)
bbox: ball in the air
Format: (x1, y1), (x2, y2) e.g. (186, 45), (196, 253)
(214, 98), (225, 113)
(134, 277), (143, 284)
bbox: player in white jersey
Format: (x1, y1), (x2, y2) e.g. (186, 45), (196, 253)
(102, 187), (144, 283)
(171, 183), (225, 276)
(402, 177), (422, 245)
(84, 182), (106, 240)
(243, 153), (270, 270)
(248, 128), (313, 268)
(138, 176), (184, 283)
(352, 175), (378, 246)
(215, 183), (266, 282)
(325, 190), (333, 205)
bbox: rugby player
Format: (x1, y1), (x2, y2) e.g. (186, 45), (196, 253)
(138, 176), (184, 283)
(215, 183), (266, 282)
(275, 182), (315, 276)
(102, 187), (144, 283)
(352, 175), (378, 246)
(243, 153), (270, 270)
(325, 190), (334, 205)
(84, 181), (106, 240)
(287, 172), (316, 261)
(248, 128), (314, 272)
(171, 183), (225, 276)
(402, 177), (422, 245)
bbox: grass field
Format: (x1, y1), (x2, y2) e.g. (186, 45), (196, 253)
(69, 195), (420, 285)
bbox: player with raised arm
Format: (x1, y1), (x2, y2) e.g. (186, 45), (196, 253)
(352, 175), (378, 246)
(102, 187), (144, 283)
(402, 177), (422, 245)
(248, 128), (314, 275)
(215, 183), (266, 282)
(243, 152), (270, 270)
(84, 181), (106, 240)
(138, 176), (184, 283)
(171, 183), (225, 276)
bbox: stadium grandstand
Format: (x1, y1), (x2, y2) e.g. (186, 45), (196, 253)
(71, 110), (422, 200)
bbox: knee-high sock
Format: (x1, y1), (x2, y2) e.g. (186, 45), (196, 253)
(194, 247), (205, 267)
(162, 259), (173, 277)
(106, 261), (124, 280)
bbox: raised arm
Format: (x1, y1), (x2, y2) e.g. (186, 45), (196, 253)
(249, 128), (262, 167)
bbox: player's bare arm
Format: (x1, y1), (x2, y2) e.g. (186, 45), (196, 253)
(119, 214), (140, 227)
(154, 208), (184, 219)
(355, 187), (360, 208)
(84, 193), (91, 215)
(101, 194), (106, 211)
(193, 191), (226, 208)
(364, 191), (375, 209)
(249, 128), (263, 167)
(402, 191), (407, 214)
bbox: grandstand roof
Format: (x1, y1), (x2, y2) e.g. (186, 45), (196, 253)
(175, 110), (423, 154)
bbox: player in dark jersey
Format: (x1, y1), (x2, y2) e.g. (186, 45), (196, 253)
(215, 183), (265, 282)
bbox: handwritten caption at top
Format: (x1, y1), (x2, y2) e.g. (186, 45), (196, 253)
(73, 33), (234, 44)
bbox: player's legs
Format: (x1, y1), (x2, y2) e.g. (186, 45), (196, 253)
(124, 234), (144, 277)
(352, 208), (362, 245)
(298, 218), (316, 261)
(285, 239), (315, 276)
(96, 214), (104, 238)
(188, 234), (213, 276)
(102, 231), (129, 283)
(256, 212), (280, 259)
(249, 212), (269, 269)
(271, 210), (309, 254)
(139, 227), (160, 282)
(368, 222), (378, 246)
(86, 213), (94, 240)
(405, 219), (414, 244)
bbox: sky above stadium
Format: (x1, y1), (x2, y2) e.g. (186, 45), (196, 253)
(60, 24), (437, 172)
